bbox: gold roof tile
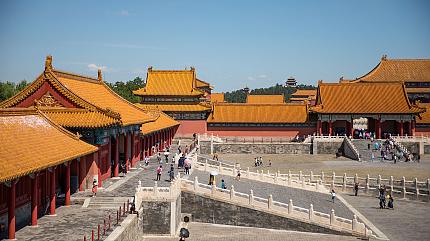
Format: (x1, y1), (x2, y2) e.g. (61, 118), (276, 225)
(210, 93), (225, 103)
(0, 108), (98, 182)
(135, 103), (211, 112)
(140, 111), (179, 134)
(41, 108), (120, 128)
(313, 82), (424, 114)
(208, 103), (308, 123)
(291, 89), (317, 97)
(417, 103), (430, 124)
(133, 68), (204, 96)
(246, 95), (285, 104)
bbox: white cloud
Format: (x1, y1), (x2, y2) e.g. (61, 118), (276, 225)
(119, 10), (130, 16)
(257, 74), (268, 79)
(247, 76), (256, 81)
(88, 64), (108, 72)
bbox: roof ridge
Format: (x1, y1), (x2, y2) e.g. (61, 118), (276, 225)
(214, 103), (305, 107)
(53, 69), (100, 83)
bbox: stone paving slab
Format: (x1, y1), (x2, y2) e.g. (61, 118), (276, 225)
(343, 194), (430, 241)
(142, 222), (363, 241)
(189, 169), (355, 219)
(15, 205), (119, 241)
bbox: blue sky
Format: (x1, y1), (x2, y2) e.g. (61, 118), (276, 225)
(0, 0), (429, 92)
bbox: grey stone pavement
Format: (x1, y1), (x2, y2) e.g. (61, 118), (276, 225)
(189, 169), (355, 219)
(142, 222), (363, 241)
(14, 144), (181, 241)
(15, 206), (117, 241)
(342, 194), (430, 241)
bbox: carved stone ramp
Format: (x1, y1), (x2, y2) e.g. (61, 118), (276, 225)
(180, 179), (372, 239)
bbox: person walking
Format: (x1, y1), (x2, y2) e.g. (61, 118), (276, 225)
(387, 194), (394, 209)
(156, 165), (162, 181)
(220, 179), (227, 189)
(169, 164), (175, 182)
(236, 169), (241, 181)
(330, 189), (336, 203)
(92, 180), (98, 197)
(184, 162), (190, 175)
(354, 182), (359, 196)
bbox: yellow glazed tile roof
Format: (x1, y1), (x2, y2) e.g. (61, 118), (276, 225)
(196, 78), (213, 89)
(417, 103), (430, 124)
(41, 108), (120, 128)
(135, 103), (211, 112)
(246, 95), (285, 104)
(133, 68), (204, 96)
(0, 108), (98, 182)
(53, 70), (156, 125)
(140, 111), (179, 134)
(353, 58), (430, 83)
(313, 82), (424, 114)
(210, 93), (225, 103)
(207, 103), (308, 123)
(291, 89), (317, 97)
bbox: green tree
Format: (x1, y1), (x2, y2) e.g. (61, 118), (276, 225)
(0, 80), (29, 102)
(106, 77), (145, 103)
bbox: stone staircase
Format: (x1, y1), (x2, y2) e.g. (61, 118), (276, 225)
(351, 140), (376, 161)
(86, 197), (131, 209)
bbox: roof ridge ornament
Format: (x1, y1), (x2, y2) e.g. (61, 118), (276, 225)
(45, 55), (53, 71)
(98, 69), (103, 81)
(148, 66), (153, 72)
(381, 54), (388, 61)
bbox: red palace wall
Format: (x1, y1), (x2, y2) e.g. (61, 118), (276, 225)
(416, 127), (430, 136)
(206, 126), (315, 137)
(176, 120), (207, 137)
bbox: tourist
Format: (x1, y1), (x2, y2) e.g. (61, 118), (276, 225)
(169, 164), (175, 182)
(354, 182), (359, 196)
(268, 160), (272, 167)
(164, 149), (170, 163)
(371, 152), (375, 162)
(144, 156), (149, 166)
(330, 189), (336, 203)
(220, 179), (227, 189)
(157, 152), (162, 165)
(185, 145), (189, 155)
(92, 179), (98, 197)
(254, 157), (258, 167)
(178, 146), (182, 154)
(379, 186), (386, 208)
(387, 194), (394, 209)
(213, 152), (219, 161)
(236, 169), (241, 181)
(156, 165), (162, 181)
(184, 161), (190, 175)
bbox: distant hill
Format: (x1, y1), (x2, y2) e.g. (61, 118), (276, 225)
(224, 83), (316, 103)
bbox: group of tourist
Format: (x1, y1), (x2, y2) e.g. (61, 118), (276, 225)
(253, 157), (272, 167)
(378, 185), (394, 209)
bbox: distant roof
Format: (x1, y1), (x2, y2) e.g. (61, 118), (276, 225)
(208, 103), (308, 123)
(140, 111), (179, 134)
(246, 95), (285, 104)
(210, 93), (225, 103)
(133, 68), (205, 96)
(0, 108), (97, 182)
(41, 107), (120, 128)
(312, 82), (424, 114)
(196, 78), (213, 89)
(351, 57), (430, 83)
(291, 89), (317, 97)
(135, 103), (211, 112)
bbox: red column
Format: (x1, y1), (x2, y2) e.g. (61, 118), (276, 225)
(79, 157), (86, 191)
(125, 133), (129, 172)
(65, 163), (71, 206)
(31, 175), (38, 226)
(328, 121), (333, 136)
(50, 169), (56, 215)
(8, 180), (16, 239)
(114, 135), (119, 177)
(399, 121), (404, 136)
(97, 152), (102, 188)
(376, 119), (381, 139)
(411, 120), (416, 136)
(350, 120), (354, 137)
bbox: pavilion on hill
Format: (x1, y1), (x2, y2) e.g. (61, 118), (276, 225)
(311, 81), (425, 138)
(134, 67), (212, 136)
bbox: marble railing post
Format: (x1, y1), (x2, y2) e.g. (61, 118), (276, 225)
(309, 204), (314, 221)
(352, 215), (358, 231)
(342, 173), (347, 192)
(249, 190), (254, 205)
(427, 179), (430, 202)
(288, 199), (293, 214)
(331, 172), (336, 190)
(390, 176), (394, 194)
(154, 181), (158, 196)
(414, 178), (419, 200)
(194, 176), (198, 191)
(310, 171), (314, 182)
(204, 160), (208, 172)
(246, 167), (250, 178)
(330, 209), (335, 225)
(321, 171), (325, 183)
(230, 185), (235, 200)
(365, 175), (370, 193)
(402, 176), (406, 199)
(268, 195), (273, 209)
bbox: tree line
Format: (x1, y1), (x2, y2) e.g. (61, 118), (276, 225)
(224, 83), (316, 103)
